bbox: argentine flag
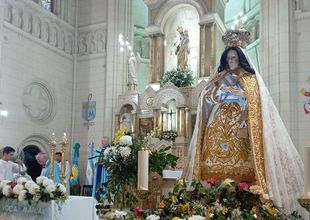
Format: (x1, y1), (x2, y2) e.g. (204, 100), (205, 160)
(85, 141), (95, 185)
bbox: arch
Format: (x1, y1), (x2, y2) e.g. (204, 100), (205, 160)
(153, 84), (186, 107)
(116, 100), (138, 113)
(19, 134), (50, 156)
(154, 0), (207, 32)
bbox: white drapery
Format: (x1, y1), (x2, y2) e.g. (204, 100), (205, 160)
(183, 47), (306, 216)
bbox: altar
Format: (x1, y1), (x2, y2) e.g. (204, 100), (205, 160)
(0, 196), (99, 220)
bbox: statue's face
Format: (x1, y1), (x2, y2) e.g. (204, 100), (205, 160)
(227, 49), (239, 70)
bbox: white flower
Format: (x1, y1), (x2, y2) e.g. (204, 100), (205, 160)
(13, 184), (24, 195)
(46, 184), (57, 193)
(109, 146), (117, 155)
(119, 135), (132, 146)
(42, 179), (54, 187)
(104, 148), (111, 156)
(120, 146), (131, 158)
(17, 177), (28, 185)
(2, 185), (12, 196)
(146, 214), (160, 220)
(36, 176), (48, 185)
(25, 181), (35, 190)
(18, 190), (27, 201)
(29, 184), (40, 195)
(188, 215), (205, 220)
(0, 180), (11, 189)
(114, 210), (127, 218)
(57, 184), (67, 194)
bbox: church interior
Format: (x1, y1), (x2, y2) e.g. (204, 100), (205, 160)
(1, 0), (310, 219)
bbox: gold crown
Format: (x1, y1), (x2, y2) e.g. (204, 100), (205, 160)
(222, 27), (251, 48)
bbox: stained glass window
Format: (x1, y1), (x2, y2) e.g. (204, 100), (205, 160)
(39, 0), (52, 12)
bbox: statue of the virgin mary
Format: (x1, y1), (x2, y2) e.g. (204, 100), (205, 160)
(183, 29), (305, 215)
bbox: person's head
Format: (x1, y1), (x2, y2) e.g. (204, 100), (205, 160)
(35, 152), (48, 166)
(218, 46), (255, 74)
(2, 146), (15, 161)
(101, 136), (109, 147)
(55, 152), (62, 163)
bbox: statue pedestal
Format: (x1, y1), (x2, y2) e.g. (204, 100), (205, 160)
(127, 79), (138, 92)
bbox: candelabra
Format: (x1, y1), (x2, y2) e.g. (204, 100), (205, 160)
(60, 133), (68, 184)
(49, 133), (57, 179)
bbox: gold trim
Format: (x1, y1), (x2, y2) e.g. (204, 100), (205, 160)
(239, 75), (268, 194)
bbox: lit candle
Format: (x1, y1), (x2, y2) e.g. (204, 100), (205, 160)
(137, 150), (149, 190)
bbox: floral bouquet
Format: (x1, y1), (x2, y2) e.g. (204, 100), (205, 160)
(0, 176), (67, 203)
(158, 130), (178, 142)
(154, 178), (302, 220)
(159, 68), (194, 88)
(102, 134), (140, 209)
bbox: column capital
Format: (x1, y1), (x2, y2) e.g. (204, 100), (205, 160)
(199, 12), (226, 34)
(145, 25), (163, 36)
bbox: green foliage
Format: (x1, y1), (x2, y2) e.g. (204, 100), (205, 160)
(154, 179), (303, 220)
(149, 146), (178, 175)
(159, 68), (194, 87)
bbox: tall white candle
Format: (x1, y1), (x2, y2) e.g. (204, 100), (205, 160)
(304, 146), (310, 196)
(137, 150), (149, 190)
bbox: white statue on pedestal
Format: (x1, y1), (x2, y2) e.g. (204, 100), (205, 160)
(128, 52), (141, 82)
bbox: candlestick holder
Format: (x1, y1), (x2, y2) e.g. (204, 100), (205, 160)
(49, 133), (57, 179)
(60, 133), (68, 184)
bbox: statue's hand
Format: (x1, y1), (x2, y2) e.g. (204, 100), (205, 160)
(237, 127), (248, 138)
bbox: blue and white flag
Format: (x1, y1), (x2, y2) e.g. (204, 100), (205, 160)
(85, 141), (95, 185)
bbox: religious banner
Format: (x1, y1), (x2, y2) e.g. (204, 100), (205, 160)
(82, 94), (96, 128)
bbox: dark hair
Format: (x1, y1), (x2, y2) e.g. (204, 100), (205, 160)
(3, 146), (15, 155)
(217, 46), (255, 74)
(56, 152), (62, 156)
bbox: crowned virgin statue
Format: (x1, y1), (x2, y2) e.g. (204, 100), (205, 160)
(183, 29), (305, 215)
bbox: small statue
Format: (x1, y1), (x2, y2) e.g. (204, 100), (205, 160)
(128, 52), (141, 82)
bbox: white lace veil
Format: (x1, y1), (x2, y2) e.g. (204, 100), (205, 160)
(183, 47), (307, 217)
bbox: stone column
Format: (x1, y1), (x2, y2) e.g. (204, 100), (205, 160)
(185, 107), (190, 138)
(115, 113), (120, 133)
(260, 0), (294, 136)
(131, 112), (137, 135)
(153, 109), (161, 137)
(149, 33), (165, 83)
(179, 107), (186, 137)
(0, 0), (4, 96)
(199, 22), (216, 78)
(176, 107), (182, 137)
(162, 111), (168, 131)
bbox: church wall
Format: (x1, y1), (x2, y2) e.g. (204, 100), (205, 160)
(0, 0), (75, 159)
(260, 0), (310, 155)
(294, 12), (310, 152)
(73, 0), (108, 185)
(73, 0), (132, 185)
(0, 23), (74, 154)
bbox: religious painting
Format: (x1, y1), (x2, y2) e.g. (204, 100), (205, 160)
(139, 118), (153, 136)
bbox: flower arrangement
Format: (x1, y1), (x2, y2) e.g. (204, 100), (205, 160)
(153, 178), (302, 220)
(159, 68), (194, 87)
(96, 130), (178, 215)
(0, 176), (67, 203)
(158, 130), (178, 142)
